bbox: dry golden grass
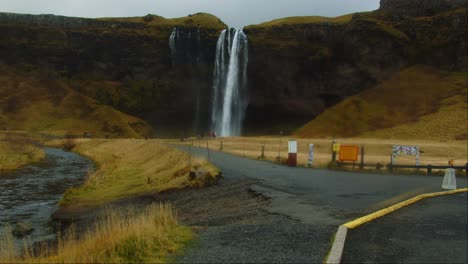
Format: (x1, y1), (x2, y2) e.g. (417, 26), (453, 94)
(295, 65), (467, 140)
(0, 68), (153, 138)
(99, 12), (225, 30)
(248, 13), (356, 28)
(45, 139), (219, 207)
(0, 132), (44, 173)
(171, 136), (467, 169)
(0, 204), (192, 263)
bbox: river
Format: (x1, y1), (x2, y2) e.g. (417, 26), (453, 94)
(0, 147), (93, 245)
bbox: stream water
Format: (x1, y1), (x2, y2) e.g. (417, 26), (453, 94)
(0, 147), (93, 245)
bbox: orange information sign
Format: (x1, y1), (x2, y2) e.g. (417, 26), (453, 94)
(339, 145), (359, 162)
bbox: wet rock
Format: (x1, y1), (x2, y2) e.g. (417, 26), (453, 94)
(12, 221), (34, 237)
(189, 168), (210, 180)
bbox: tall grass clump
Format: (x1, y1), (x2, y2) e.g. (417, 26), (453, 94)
(0, 204), (192, 263)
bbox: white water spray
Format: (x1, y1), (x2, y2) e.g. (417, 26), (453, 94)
(211, 28), (249, 137)
(169, 27), (177, 67)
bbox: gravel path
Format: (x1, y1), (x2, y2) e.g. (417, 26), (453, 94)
(342, 193), (468, 263)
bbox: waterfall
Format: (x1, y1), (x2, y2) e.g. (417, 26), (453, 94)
(169, 27), (177, 67)
(211, 28), (249, 137)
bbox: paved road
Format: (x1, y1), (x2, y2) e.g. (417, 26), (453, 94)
(184, 146), (467, 221)
(176, 146), (467, 263)
(343, 193), (468, 263)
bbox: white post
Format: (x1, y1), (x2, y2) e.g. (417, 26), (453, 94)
(308, 144), (314, 167)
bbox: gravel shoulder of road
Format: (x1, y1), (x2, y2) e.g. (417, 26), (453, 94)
(164, 178), (338, 263)
(342, 192), (468, 263)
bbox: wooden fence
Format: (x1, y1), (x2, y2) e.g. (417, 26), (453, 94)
(337, 161), (468, 176)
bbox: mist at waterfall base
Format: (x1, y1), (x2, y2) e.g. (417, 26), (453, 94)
(169, 27), (248, 137)
(211, 28), (249, 137)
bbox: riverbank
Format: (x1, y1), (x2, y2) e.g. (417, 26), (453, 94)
(0, 131), (45, 174)
(0, 138), (220, 263)
(46, 139), (220, 208)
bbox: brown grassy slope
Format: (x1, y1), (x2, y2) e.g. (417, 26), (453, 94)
(48, 139), (219, 207)
(249, 13), (356, 28)
(0, 132), (45, 173)
(295, 65), (467, 140)
(99, 12), (226, 30)
(0, 70), (154, 138)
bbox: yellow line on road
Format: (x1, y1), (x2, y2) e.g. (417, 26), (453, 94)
(344, 188), (468, 229)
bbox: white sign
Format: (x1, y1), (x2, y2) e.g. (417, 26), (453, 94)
(392, 145), (420, 165)
(288, 140), (297, 154)
(308, 144), (314, 166)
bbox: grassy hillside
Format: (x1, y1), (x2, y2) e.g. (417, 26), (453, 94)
(99, 12), (226, 29)
(295, 65), (467, 140)
(0, 132), (44, 173)
(50, 139), (219, 207)
(248, 13), (356, 28)
(0, 68), (154, 138)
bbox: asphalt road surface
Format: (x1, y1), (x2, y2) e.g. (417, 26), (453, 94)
(343, 193), (467, 263)
(176, 145), (467, 263)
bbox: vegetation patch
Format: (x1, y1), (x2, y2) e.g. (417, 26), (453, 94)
(0, 132), (44, 173)
(0, 68), (153, 138)
(295, 65), (467, 140)
(0, 204), (192, 263)
(49, 139), (219, 207)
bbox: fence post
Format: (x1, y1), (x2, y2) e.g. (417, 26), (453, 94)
(427, 164), (432, 175)
(360, 146), (364, 170)
(331, 139), (337, 162)
(376, 163), (382, 171)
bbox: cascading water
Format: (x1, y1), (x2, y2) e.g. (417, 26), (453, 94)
(169, 27), (177, 67)
(211, 28), (249, 137)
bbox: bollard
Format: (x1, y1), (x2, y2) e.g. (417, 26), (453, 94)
(465, 163), (468, 177)
(427, 164), (432, 175)
(220, 140), (223, 151)
(261, 145), (265, 159)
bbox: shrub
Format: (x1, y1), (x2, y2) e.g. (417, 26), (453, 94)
(62, 139), (76, 151)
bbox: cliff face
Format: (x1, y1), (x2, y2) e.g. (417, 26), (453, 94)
(379, 0), (466, 17)
(0, 0), (466, 136)
(244, 0), (466, 131)
(0, 12), (225, 135)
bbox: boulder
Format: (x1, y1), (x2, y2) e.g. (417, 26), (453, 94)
(189, 168), (210, 180)
(12, 221), (34, 237)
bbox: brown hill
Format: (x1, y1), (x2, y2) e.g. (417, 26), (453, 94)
(295, 65), (467, 140)
(0, 67), (153, 138)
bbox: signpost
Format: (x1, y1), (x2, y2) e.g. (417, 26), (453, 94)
(391, 145), (420, 165)
(338, 145), (359, 162)
(288, 140), (297, 167)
